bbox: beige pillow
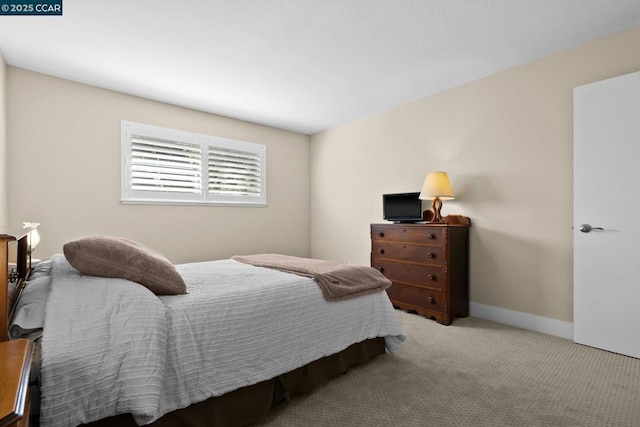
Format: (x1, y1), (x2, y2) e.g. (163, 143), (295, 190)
(63, 235), (187, 295)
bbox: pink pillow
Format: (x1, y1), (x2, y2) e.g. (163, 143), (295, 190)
(63, 235), (187, 295)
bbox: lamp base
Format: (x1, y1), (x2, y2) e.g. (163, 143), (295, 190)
(431, 197), (444, 224)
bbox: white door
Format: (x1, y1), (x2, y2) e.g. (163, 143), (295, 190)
(574, 71), (640, 359)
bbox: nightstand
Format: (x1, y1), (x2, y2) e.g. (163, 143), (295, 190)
(0, 339), (32, 427)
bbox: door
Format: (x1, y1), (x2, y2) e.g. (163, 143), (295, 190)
(574, 71), (640, 359)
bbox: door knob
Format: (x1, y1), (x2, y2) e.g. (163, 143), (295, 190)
(579, 224), (604, 233)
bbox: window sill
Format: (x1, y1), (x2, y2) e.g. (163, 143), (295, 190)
(120, 199), (267, 207)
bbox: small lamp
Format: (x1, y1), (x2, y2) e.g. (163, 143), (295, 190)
(419, 172), (455, 224)
(23, 222), (40, 255)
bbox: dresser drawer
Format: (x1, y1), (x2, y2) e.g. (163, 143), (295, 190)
(386, 284), (443, 312)
(372, 259), (443, 289)
(371, 226), (443, 245)
(372, 242), (444, 266)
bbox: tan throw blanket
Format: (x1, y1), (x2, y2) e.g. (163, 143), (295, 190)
(231, 254), (391, 301)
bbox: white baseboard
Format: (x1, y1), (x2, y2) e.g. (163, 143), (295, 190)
(469, 302), (573, 340)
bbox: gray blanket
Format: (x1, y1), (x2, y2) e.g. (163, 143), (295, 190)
(232, 254), (391, 300)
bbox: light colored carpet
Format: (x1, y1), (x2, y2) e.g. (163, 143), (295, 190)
(259, 311), (640, 426)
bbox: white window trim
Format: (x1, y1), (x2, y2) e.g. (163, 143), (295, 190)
(121, 121), (267, 207)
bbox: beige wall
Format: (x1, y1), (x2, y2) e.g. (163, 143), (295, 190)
(0, 52), (7, 230)
(8, 68), (311, 263)
(310, 25), (640, 323)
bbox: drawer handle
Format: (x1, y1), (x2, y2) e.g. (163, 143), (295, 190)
(377, 232), (384, 238)
(428, 274), (436, 281)
(427, 233), (436, 240)
(427, 296), (435, 304)
(377, 248), (384, 254)
(377, 267), (385, 273)
(427, 252), (436, 259)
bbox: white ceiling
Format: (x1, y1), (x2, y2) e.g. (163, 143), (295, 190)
(2, 1), (640, 134)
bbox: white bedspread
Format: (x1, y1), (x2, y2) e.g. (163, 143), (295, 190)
(40, 255), (406, 427)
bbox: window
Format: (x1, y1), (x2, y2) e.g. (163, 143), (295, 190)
(121, 121), (266, 206)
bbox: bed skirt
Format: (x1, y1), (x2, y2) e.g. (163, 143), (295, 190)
(76, 337), (385, 427)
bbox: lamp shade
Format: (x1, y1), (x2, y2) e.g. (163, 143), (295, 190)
(419, 172), (455, 200)
(31, 228), (40, 249)
(23, 222), (40, 251)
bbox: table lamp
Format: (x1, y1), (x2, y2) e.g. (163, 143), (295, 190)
(419, 172), (455, 224)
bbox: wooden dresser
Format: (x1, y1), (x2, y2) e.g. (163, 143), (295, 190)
(371, 223), (470, 325)
(0, 339), (32, 427)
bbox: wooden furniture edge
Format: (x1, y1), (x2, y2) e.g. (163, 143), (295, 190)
(370, 215), (471, 228)
(0, 339), (32, 427)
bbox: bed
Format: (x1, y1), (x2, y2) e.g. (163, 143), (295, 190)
(1, 229), (405, 427)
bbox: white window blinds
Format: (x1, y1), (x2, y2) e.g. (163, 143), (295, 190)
(131, 136), (202, 194)
(208, 147), (262, 196)
(122, 121), (266, 206)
